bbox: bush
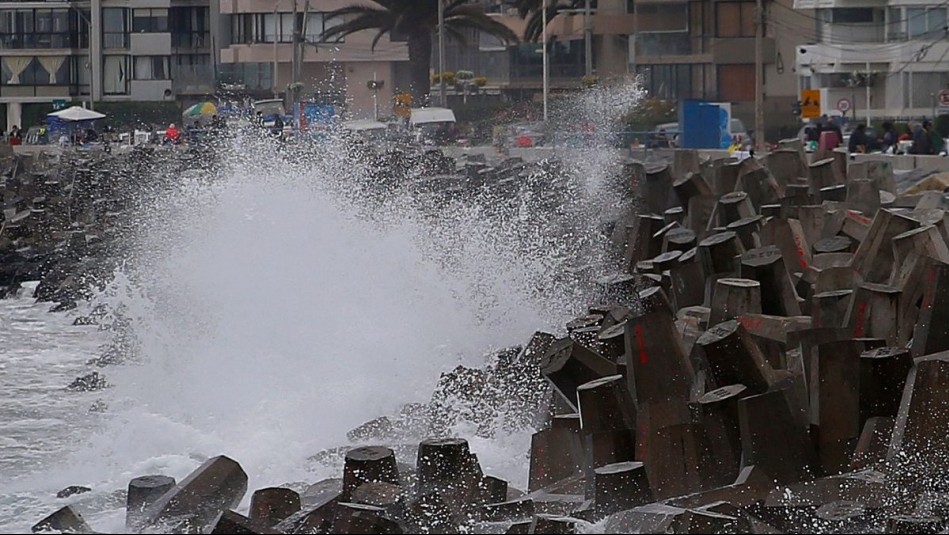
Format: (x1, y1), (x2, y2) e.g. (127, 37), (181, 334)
(474, 77), (488, 87)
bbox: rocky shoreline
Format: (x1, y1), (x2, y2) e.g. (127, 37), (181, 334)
(17, 140), (949, 534)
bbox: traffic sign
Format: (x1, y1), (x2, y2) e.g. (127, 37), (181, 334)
(801, 89), (821, 119)
(939, 89), (949, 107)
(52, 99), (67, 111)
(836, 98), (852, 113)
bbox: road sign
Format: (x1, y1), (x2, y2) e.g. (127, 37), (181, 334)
(801, 89), (821, 119)
(836, 98), (852, 113)
(939, 89), (949, 107)
(52, 99), (67, 111)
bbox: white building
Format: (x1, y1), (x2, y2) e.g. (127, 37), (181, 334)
(795, 2), (949, 121)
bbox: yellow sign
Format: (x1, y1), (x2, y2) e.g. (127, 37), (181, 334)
(801, 89), (821, 119)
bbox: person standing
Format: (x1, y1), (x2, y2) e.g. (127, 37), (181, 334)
(880, 121), (898, 153)
(848, 124), (868, 153)
(911, 121), (934, 155)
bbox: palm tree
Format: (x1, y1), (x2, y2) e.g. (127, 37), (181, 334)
(321, 1), (519, 105)
(514, 0), (584, 43)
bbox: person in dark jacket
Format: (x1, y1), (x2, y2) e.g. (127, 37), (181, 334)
(911, 121), (934, 155)
(848, 124), (868, 153)
(880, 121), (898, 153)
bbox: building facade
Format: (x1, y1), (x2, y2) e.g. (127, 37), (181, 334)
(795, 1), (949, 121)
(448, 0), (812, 138)
(0, 0), (220, 131)
(217, 0), (410, 120)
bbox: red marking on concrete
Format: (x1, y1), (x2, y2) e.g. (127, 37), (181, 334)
(853, 301), (868, 338)
(634, 324), (649, 365)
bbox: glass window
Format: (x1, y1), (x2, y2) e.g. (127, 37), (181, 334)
(887, 7), (904, 41)
(323, 12), (344, 42)
(133, 9), (169, 33)
(832, 8), (874, 23)
(305, 13), (323, 42)
(103, 8), (128, 49)
(103, 55), (129, 94)
(133, 56), (169, 80)
(908, 7), (946, 39)
(279, 13), (294, 42)
(263, 13), (277, 42)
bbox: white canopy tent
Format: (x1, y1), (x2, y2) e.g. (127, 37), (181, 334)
(48, 106), (106, 122)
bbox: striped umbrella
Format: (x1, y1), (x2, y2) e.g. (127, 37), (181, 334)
(182, 101), (218, 117)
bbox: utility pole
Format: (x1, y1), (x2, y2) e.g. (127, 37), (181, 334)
(754, 0), (765, 152)
(865, 60), (871, 126)
(290, 0), (298, 108)
(543, 0), (548, 122)
(272, 3), (279, 98)
(584, 0), (593, 77)
(438, 0), (446, 107)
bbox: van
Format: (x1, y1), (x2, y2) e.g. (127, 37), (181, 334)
(409, 107), (456, 146)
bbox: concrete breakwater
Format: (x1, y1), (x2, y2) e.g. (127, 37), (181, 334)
(20, 140), (949, 534)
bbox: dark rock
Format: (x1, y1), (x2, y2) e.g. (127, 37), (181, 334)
(66, 372), (108, 392)
(56, 485), (91, 499)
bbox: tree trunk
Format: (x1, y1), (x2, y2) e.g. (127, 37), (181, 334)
(407, 32), (433, 106)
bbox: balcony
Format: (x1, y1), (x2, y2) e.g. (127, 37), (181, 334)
(129, 79), (173, 101)
(0, 32), (85, 51)
(130, 32), (172, 55)
(0, 84), (76, 99)
(796, 42), (938, 74)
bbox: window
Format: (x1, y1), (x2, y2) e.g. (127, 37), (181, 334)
(909, 72), (949, 108)
(636, 63), (705, 100)
(0, 57), (68, 85)
(133, 56), (169, 80)
(132, 9), (168, 33)
(229, 13), (345, 45)
(908, 7), (947, 39)
(717, 64), (755, 101)
(716, 2), (756, 38)
(218, 62), (273, 91)
(0, 9), (76, 49)
(887, 7), (905, 41)
(102, 55), (129, 94)
(832, 8), (874, 23)
(103, 8), (129, 49)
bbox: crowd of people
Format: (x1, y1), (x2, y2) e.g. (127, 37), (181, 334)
(803, 114), (945, 155)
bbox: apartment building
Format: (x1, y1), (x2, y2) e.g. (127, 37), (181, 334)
(794, 2), (949, 120)
(217, 0), (410, 120)
(445, 0), (812, 137)
(0, 0), (219, 131)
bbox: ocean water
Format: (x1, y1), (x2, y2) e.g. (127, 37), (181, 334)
(0, 80), (646, 531)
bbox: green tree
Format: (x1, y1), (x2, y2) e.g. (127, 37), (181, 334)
(321, 0), (518, 104)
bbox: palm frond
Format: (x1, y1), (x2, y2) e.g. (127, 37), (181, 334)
(320, 10), (391, 44)
(446, 7), (520, 44)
